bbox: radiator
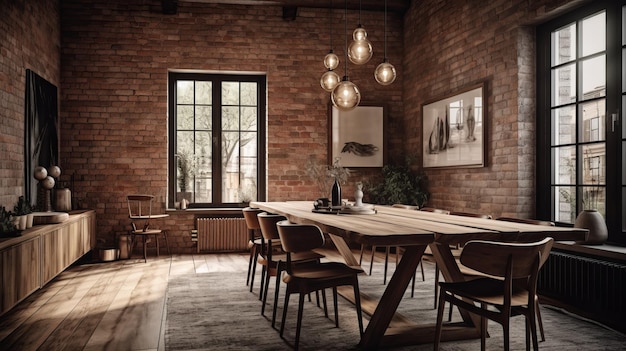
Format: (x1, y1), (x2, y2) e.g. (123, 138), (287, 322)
(196, 217), (249, 253)
(538, 251), (626, 327)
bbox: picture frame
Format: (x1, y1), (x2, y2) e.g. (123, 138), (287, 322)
(422, 81), (486, 169)
(329, 104), (386, 168)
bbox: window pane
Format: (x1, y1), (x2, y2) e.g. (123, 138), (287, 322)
(195, 106), (211, 130)
(222, 131), (240, 202)
(552, 23), (576, 66)
(239, 132), (258, 202)
(553, 146), (576, 184)
(222, 106), (240, 130)
(195, 81), (212, 104)
(623, 140), (626, 184)
(222, 82), (240, 105)
(582, 143), (605, 186)
(622, 48), (626, 92)
(580, 100), (605, 142)
(581, 11), (605, 57)
(177, 81), (194, 104)
(177, 105), (194, 130)
(581, 55), (606, 99)
(552, 64), (576, 106)
(552, 106), (576, 145)
(241, 107), (258, 131)
(554, 186), (576, 223)
(240, 82), (257, 105)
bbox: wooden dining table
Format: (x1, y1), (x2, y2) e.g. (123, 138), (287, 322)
(249, 201), (587, 349)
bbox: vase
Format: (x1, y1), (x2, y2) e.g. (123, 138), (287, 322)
(354, 183), (363, 207)
(331, 179), (341, 207)
(574, 209), (608, 245)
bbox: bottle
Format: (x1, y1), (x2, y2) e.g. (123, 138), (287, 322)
(331, 178), (341, 207)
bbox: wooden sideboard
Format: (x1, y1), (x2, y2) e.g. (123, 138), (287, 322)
(0, 210), (96, 316)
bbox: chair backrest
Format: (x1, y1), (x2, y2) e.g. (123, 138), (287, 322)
(496, 216), (555, 226)
(450, 211), (493, 219)
(127, 194), (154, 218)
(257, 212), (286, 241)
(276, 220), (325, 253)
(242, 207), (263, 231)
(460, 237), (554, 279)
(420, 207), (451, 215)
(392, 204), (419, 210)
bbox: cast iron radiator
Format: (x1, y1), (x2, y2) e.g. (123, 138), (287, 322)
(196, 217), (249, 253)
(538, 250), (626, 328)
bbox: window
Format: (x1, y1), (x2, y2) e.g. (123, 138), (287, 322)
(537, 1), (625, 244)
(167, 72), (266, 208)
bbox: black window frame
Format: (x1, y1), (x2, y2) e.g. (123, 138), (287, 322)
(167, 71), (267, 209)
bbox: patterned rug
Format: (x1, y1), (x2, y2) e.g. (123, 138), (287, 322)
(165, 262), (626, 350)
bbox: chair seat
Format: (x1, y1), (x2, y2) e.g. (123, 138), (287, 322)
(441, 277), (531, 307)
(285, 262), (364, 282)
(132, 228), (162, 235)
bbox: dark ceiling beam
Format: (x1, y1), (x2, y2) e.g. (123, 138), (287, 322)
(180, 0), (410, 13)
(162, 0), (179, 14)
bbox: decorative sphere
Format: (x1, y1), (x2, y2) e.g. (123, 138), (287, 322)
(48, 165), (61, 178)
(42, 176), (55, 190)
(323, 52), (339, 70)
(374, 61), (397, 85)
(34, 166), (48, 180)
(348, 37), (373, 65)
(320, 70), (341, 92)
(331, 79), (361, 111)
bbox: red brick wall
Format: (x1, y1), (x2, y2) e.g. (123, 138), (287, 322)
(58, 1), (404, 251)
(0, 0), (588, 253)
(402, 0), (588, 218)
(0, 0), (60, 208)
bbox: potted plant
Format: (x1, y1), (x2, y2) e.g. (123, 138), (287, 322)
(574, 162), (607, 245)
(366, 157), (429, 208)
(176, 151), (196, 204)
(0, 206), (19, 237)
(305, 156), (350, 204)
(12, 196), (33, 230)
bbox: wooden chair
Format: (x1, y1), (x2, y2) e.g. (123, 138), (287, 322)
(434, 237), (554, 351)
(257, 212), (325, 328)
(243, 207), (280, 298)
(277, 220), (364, 350)
(495, 216), (555, 341)
(126, 194), (169, 263)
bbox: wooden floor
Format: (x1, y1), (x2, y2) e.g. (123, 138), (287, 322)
(0, 253), (251, 351)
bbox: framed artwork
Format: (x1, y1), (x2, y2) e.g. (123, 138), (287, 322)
(329, 104), (386, 168)
(422, 82), (486, 168)
(24, 69), (59, 206)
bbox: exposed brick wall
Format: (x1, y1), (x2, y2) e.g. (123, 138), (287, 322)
(58, 1), (404, 251)
(0, 0), (589, 253)
(402, 0), (589, 218)
(0, 0), (60, 209)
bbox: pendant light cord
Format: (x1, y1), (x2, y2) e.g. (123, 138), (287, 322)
(344, 0), (348, 77)
(329, 0), (333, 51)
(383, 0), (387, 60)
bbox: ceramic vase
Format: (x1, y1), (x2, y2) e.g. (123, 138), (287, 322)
(331, 179), (341, 207)
(574, 209), (608, 245)
(354, 183), (363, 207)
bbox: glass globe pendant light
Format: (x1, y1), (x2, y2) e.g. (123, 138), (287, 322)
(332, 0), (361, 111)
(347, 0), (372, 65)
(374, 0), (396, 85)
(321, 0), (340, 92)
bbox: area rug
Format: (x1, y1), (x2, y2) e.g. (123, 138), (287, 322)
(165, 263), (626, 350)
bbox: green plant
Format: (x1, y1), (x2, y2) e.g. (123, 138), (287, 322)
(13, 196), (32, 216)
(366, 158), (429, 207)
(0, 206), (18, 237)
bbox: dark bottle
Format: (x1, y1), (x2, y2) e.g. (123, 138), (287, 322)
(331, 178), (341, 207)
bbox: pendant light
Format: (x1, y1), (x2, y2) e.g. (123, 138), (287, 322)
(374, 0), (396, 85)
(332, 0), (361, 111)
(347, 0), (372, 65)
(321, 0), (340, 92)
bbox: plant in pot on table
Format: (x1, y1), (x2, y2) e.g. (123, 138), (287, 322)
(0, 206), (19, 237)
(12, 196), (34, 230)
(306, 156), (350, 208)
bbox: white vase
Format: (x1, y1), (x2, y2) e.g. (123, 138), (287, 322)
(574, 209), (608, 245)
(26, 213), (34, 229)
(354, 184), (364, 207)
